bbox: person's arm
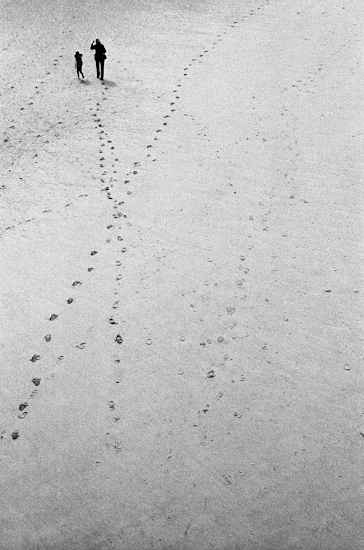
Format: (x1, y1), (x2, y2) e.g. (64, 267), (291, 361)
(90, 42), (95, 50)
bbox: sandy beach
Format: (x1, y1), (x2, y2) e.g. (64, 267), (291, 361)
(0, 0), (363, 548)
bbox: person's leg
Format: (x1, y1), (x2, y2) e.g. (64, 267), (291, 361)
(100, 58), (104, 80)
(96, 59), (100, 78)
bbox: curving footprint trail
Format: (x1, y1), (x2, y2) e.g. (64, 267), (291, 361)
(6, 0), (272, 443)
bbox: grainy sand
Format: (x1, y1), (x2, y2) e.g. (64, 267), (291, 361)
(0, 0), (363, 548)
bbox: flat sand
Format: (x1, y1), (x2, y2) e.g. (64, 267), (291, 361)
(0, 0), (363, 548)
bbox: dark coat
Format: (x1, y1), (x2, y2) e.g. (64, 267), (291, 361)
(74, 53), (83, 67)
(91, 42), (106, 60)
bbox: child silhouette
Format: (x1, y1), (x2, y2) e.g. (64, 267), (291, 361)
(74, 51), (84, 79)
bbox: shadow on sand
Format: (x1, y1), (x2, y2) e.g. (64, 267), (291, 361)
(101, 79), (117, 87)
(79, 79), (91, 85)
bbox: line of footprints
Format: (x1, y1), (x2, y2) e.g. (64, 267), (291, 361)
(6, 1), (270, 442)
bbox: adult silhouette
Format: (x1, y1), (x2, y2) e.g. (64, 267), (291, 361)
(90, 39), (106, 80)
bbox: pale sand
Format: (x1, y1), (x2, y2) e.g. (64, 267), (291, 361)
(0, 0), (363, 548)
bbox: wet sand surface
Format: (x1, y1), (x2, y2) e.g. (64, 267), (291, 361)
(0, 0), (363, 549)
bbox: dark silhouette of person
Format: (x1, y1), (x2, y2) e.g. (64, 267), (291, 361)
(74, 51), (84, 79)
(90, 39), (106, 80)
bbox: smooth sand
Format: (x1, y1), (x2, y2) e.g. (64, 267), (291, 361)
(0, 0), (363, 548)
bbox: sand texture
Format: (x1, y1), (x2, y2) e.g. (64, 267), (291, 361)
(0, 0), (363, 548)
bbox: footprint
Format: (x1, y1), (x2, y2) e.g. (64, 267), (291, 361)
(19, 402), (28, 411)
(90, 251), (98, 256)
(72, 281), (82, 287)
(76, 343), (86, 349)
(115, 334), (123, 344)
(49, 314), (58, 321)
(32, 378), (41, 387)
(67, 298), (74, 304)
(30, 354), (41, 362)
